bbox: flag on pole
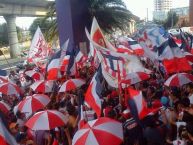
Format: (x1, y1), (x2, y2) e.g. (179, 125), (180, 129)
(28, 27), (50, 66)
(85, 66), (103, 117)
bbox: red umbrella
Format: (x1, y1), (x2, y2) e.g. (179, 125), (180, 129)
(0, 76), (8, 84)
(121, 72), (150, 85)
(25, 70), (44, 81)
(72, 117), (123, 145)
(18, 94), (50, 115)
(25, 110), (69, 130)
(59, 79), (85, 92)
(165, 73), (193, 87)
(0, 101), (10, 114)
(30, 80), (54, 93)
(0, 82), (20, 95)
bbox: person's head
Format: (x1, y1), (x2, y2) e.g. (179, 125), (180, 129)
(66, 103), (76, 116)
(186, 122), (193, 141)
(187, 83), (193, 93)
(178, 125), (188, 140)
(9, 122), (19, 134)
(16, 111), (25, 119)
(179, 98), (190, 109)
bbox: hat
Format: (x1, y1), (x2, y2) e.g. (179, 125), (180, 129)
(161, 96), (168, 106)
(9, 122), (18, 129)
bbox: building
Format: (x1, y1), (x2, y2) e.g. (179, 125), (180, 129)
(171, 7), (189, 27)
(190, 0), (193, 26)
(153, 0), (172, 21)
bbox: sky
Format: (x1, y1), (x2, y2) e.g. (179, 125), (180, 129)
(123, 0), (189, 20)
(0, 0), (190, 29)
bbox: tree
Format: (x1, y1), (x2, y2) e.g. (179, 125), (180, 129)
(153, 11), (179, 29)
(0, 24), (23, 47)
(29, 18), (54, 41)
(0, 23), (8, 47)
(43, 0), (133, 42)
(163, 11), (179, 29)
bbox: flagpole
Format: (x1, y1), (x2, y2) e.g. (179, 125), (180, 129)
(117, 60), (123, 105)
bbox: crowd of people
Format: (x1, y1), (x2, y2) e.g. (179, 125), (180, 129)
(0, 54), (192, 145)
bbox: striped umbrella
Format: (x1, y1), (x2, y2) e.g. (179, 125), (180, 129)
(72, 117), (123, 145)
(121, 72), (150, 85)
(165, 73), (193, 87)
(25, 110), (69, 130)
(30, 80), (54, 93)
(59, 79), (85, 92)
(0, 82), (20, 95)
(18, 94), (50, 115)
(0, 101), (10, 114)
(0, 76), (8, 84)
(25, 70), (44, 81)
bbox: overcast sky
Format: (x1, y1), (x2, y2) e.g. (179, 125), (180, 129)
(0, 0), (190, 29)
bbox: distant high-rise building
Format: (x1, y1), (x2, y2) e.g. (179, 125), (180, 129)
(153, 0), (172, 21)
(154, 0), (172, 11)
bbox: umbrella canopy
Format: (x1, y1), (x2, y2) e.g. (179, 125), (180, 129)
(165, 73), (193, 87)
(0, 76), (8, 84)
(25, 110), (69, 130)
(25, 70), (44, 81)
(0, 82), (20, 95)
(72, 117), (123, 145)
(30, 80), (54, 93)
(18, 94), (50, 115)
(0, 101), (10, 114)
(121, 72), (150, 85)
(59, 79), (85, 92)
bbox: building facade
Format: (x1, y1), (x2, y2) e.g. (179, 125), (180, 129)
(153, 0), (172, 21)
(190, 0), (193, 26)
(171, 7), (189, 27)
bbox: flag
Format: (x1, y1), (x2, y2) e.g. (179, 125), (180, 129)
(28, 27), (50, 65)
(158, 38), (191, 74)
(0, 117), (18, 145)
(46, 50), (61, 80)
(126, 88), (148, 120)
(75, 51), (88, 68)
(118, 37), (144, 55)
(90, 17), (116, 51)
(85, 66), (103, 117)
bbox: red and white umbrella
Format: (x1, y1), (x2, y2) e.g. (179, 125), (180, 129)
(25, 110), (69, 130)
(0, 82), (20, 95)
(121, 72), (150, 85)
(0, 76), (8, 84)
(165, 73), (193, 87)
(25, 70), (44, 81)
(30, 80), (54, 93)
(72, 117), (123, 145)
(18, 94), (50, 114)
(0, 101), (10, 114)
(59, 79), (85, 92)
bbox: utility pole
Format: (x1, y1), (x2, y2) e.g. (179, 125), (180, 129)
(147, 8), (149, 22)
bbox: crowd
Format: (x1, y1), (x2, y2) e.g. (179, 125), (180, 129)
(0, 55), (192, 145)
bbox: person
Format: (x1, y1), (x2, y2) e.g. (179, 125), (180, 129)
(186, 122), (193, 145)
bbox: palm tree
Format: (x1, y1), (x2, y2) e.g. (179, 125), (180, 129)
(44, 0), (134, 42)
